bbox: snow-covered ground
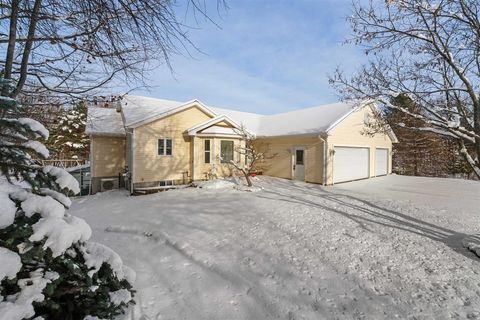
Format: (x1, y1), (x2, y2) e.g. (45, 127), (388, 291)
(70, 175), (480, 320)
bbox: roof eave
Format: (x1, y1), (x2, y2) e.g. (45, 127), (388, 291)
(255, 131), (325, 139)
(87, 132), (126, 138)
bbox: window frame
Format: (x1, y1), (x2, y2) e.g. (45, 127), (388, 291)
(204, 139), (211, 164)
(220, 140), (234, 163)
(157, 138), (173, 156)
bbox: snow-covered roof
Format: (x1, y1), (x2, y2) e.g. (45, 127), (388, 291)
(209, 107), (263, 134)
(86, 107), (125, 137)
(86, 95), (381, 138)
(113, 95), (359, 137)
(121, 95), (216, 127)
(256, 102), (356, 137)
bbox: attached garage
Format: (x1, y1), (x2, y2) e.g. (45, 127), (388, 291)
(333, 146), (370, 183)
(375, 148), (389, 176)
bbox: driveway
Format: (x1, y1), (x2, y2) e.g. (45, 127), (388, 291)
(71, 175), (480, 320)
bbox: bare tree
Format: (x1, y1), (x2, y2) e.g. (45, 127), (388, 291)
(0, 0), (225, 103)
(330, 0), (480, 178)
(228, 126), (275, 187)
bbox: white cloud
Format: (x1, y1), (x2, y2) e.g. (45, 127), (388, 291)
(127, 1), (366, 113)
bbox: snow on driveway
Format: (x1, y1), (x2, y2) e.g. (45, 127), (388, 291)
(70, 176), (480, 320)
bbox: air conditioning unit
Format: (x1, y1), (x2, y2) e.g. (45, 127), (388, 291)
(100, 178), (119, 192)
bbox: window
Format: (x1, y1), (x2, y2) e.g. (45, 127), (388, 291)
(158, 138), (172, 156)
(204, 140), (211, 164)
(220, 140), (234, 163)
(295, 149), (304, 165)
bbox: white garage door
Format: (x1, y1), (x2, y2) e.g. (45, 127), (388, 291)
(375, 148), (388, 176)
(333, 146), (370, 183)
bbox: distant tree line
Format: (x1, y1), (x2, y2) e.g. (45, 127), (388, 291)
(385, 95), (474, 179)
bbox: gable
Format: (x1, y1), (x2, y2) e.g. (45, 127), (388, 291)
(123, 97), (217, 128)
(136, 105), (214, 133)
(186, 114), (243, 137)
(215, 120), (231, 127)
(198, 124), (239, 136)
(328, 104), (396, 143)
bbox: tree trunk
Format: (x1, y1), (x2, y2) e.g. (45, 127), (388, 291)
(2, 0), (19, 97)
(460, 141), (480, 179)
(243, 171), (253, 187)
(11, 0), (42, 98)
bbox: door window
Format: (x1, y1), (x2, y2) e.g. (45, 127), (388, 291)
(296, 149), (304, 165)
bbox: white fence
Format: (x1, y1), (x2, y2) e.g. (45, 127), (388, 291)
(39, 159), (88, 169)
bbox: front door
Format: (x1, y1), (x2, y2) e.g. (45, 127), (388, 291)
(293, 148), (305, 181)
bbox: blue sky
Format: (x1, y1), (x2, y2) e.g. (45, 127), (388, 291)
(131, 0), (365, 114)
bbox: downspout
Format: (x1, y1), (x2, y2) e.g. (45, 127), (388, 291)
(89, 134), (93, 195)
(129, 128), (135, 195)
(318, 134), (328, 185)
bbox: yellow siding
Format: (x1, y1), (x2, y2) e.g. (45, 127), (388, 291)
(255, 136), (325, 184)
(326, 105), (393, 185)
(214, 121), (231, 127)
(91, 136), (126, 177)
(193, 137), (245, 180)
(133, 106), (212, 183)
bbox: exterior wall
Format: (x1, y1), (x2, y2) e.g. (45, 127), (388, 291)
(90, 135), (126, 193)
(133, 106), (212, 184)
(91, 136), (126, 177)
(193, 136), (245, 180)
(255, 135), (325, 184)
(326, 105), (393, 185)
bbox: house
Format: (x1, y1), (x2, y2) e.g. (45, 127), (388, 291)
(86, 95), (397, 194)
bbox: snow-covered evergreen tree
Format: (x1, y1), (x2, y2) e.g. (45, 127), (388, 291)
(48, 102), (89, 160)
(0, 80), (134, 319)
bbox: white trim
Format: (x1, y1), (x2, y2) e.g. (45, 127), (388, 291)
(191, 136), (196, 181)
(317, 135), (328, 185)
(130, 128), (135, 194)
(127, 99), (217, 128)
(195, 133), (243, 139)
(186, 115), (243, 136)
(332, 143), (372, 149)
(255, 132), (320, 139)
